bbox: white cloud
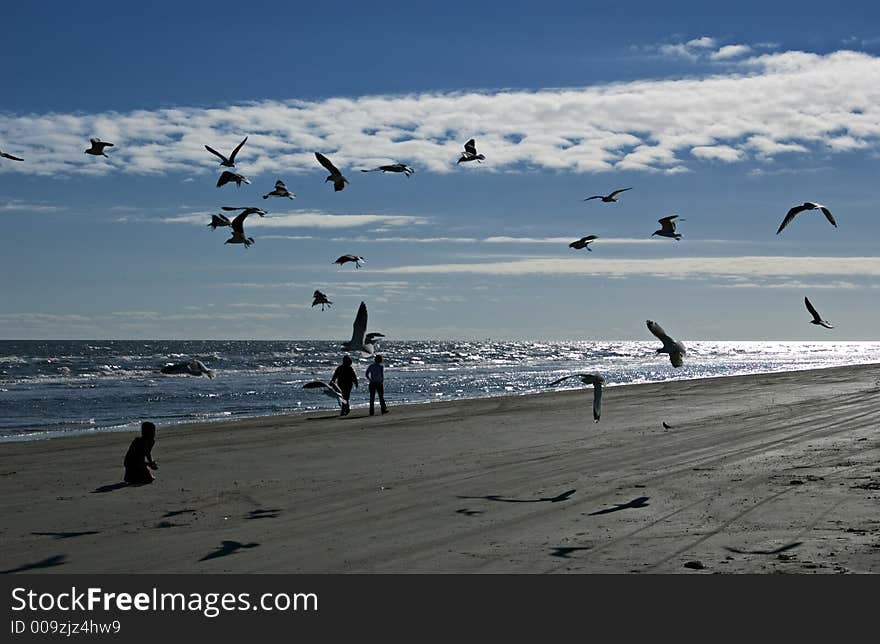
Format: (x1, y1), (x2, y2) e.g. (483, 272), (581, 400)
(2, 49), (879, 176)
(690, 145), (742, 162)
(710, 44), (752, 60)
(0, 199), (65, 213)
(160, 210), (427, 229)
(375, 256), (880, 280)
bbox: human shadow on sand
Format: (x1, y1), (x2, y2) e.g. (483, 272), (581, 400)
(31, 531), (100, 539)
(199, 541), (260, 562)
(1, 555), (67, 574)
(91, 482), (130, 494)
(246, 509), (281, 520)
(550, 546), (592, 559)
(724, 542), (803, 556)
(587, 496), (650, 516)
(457, 489), (576, 504)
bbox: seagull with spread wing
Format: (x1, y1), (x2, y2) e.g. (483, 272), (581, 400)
(361, 163), (415, 177)
(804, 297), (833, 329)
(315, 152), (349, 191)
(85, 138), (114, 157)
(312, 290), (332, 311)
(0, 148), (24, 162)
(303, 380), (347, 409)
(583, 187), (632, 203)
(457, 138), (485, 164)
(221, 207), (265, 248)
(546, 373), (606, 422)
(569, 235), (598, 251)
(646, 320), (686, 368)
(342, 301), (385, 355)
(207, 213), (232, 230)
(652, 215), (683, 240)
(262, 179), (295, 199)
(334, 254), (365, 269)
(776, 202), (837, 235)
(205, 136), (248, 168)
(217, 170), (250, 188)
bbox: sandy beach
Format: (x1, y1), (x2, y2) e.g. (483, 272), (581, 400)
(1, 364), (879, 574)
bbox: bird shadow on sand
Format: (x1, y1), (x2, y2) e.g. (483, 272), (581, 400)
(456, 508), (484, 516)
(31, 531), (100, 539)
(550, 546), (592, 559)
(457, 489), (576, 504)
(246, 509), (281, 520)
(1, 554), (67, 574)
(163, 508), (197, 518)
(724, 542), (803, 556)
(91, 482), (130, 494)
(587, 496), (650, 516)
(199, 541), (260, 562)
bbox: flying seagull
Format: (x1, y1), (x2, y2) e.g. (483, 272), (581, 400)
(161, 358), (214, 378)
(207, 213), (232, 230)
(646, 320), (686, 368)
(776, 202), (837, 235)
(303, 380), (347, 409)
(804, 296), (833, 329)
(262, 179), (295, 199)
(315, 152), (349, 191)
(457, 138), (485, 164)
(652, 215), (683, 240)
(361, 163), (415, 177)
(569, 235), (598, 251)
(312, 290), (332, 311)
(546, 373), (606, 422)
(222, 207), (265, 248)
(0, 149), (24, 162)
(217, 170), (250, 188)
(204, 136), (248, 168)
(342, 301), (385, 355)
(334, 254), (365, 269)
(221, 206), (267, 217)
(583, 187), (632, 203)
(85, 138), (114, 157)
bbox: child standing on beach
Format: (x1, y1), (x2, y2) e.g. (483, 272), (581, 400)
(366, 355), (389, 416)
(124, 421), (159, 484)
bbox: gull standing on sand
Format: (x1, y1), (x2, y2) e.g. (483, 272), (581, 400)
(312, 290), (332, 311)
(342, 301), (385, 355)
(583, 188), (632, 203)
(569, 235), (598, 251)
(262, 180), (296, 199)
(334, 254), (365, 269)
(0, 148), (24, 162)
(217, 170), (250, 188)
(315, 152), (349, 191)
(646, 320), (686, 368)
(776, 202), (837, 235)
(361, 163), (415, 177)
(546, 373), (606, 422)
(85, 138), (114, 157)
(204, 136), (248, 168)
(302, 380), (347, 409)
(652, 215), (683, 240)
(457, 138), (485, 164)
(804, 297), (834, 329)
(161, 358), (214, 378)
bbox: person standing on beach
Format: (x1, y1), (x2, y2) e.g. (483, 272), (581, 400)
(366, 354), (389, 416)
(124, 421), (158, 484)
(330, 355), (359, 416)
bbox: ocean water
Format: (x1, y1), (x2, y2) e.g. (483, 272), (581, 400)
(1, 339), (879, 442)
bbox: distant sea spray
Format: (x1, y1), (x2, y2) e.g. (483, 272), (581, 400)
(1, 340), (879, 442)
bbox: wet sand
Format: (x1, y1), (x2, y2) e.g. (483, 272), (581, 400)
(2, 364), (879, 574)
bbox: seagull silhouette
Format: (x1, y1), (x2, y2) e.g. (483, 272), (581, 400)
(776, 202), (837, 235)
(334, 254), (365, 269)
(315, 152), (349, 191)
(217, 170), (250, 188)
(311, 290), (332, 311)
(804, 296), (833, 329)
(652, 215), (683, 240)
(546, 374), (606, 422)
(0, 148), (24, 161)
(361, 163), (415, 176)
(646, 320), (686, 368)
(569, 235), (598, 251)
(583, 187), (632, 202)
(205, 136), (248, 167)
(457, 138), (485, 164)
(262, 179), (296, 199)
(85, 138), (114, 157)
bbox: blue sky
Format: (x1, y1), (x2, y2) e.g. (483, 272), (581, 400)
(2, 0), (880, 340)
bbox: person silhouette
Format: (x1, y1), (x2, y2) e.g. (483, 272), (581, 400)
(124, 421), (158, 484)
(366, 355), (389, 416)
(330, 355), (359, 416)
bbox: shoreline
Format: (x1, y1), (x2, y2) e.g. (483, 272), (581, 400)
(2, 362), (879, 574)
(4, 359), (880, 444)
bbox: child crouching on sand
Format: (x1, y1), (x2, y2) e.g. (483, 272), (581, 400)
(124, 421), (159, 484)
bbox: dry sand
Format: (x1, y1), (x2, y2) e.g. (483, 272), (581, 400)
(2, 364), (879, 574)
